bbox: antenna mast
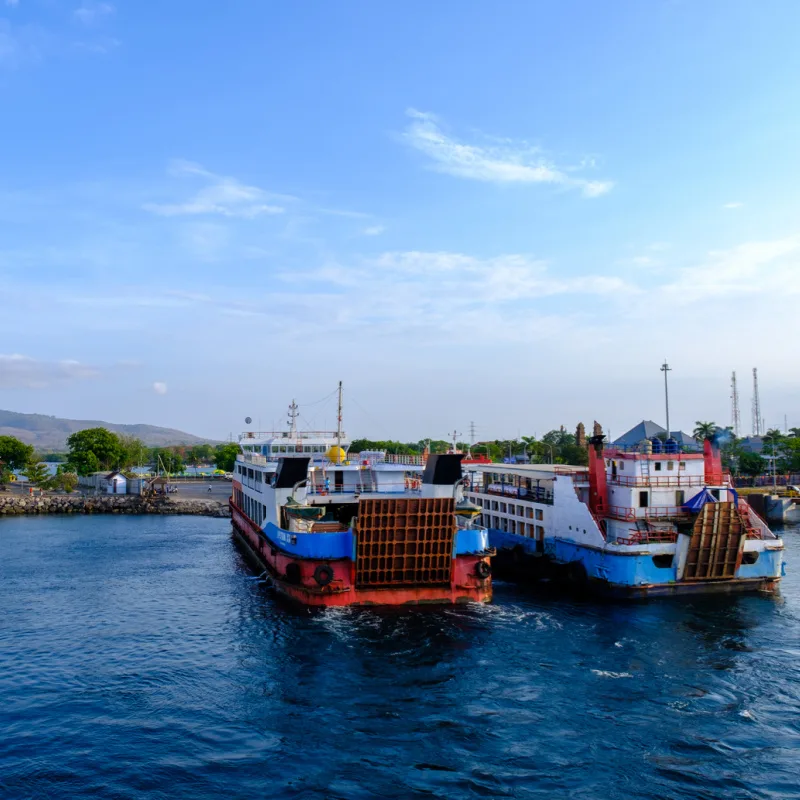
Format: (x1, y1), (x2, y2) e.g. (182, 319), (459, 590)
(336, 381), (343, 449)
(288, 400), (298, 436)
(450, 430), (462, 453)
(752, 368), (762, 437)
(731, 371), (741, 437)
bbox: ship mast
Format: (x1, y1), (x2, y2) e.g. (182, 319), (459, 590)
(288, 399), (298, 436)
(336, 381), (343, 450)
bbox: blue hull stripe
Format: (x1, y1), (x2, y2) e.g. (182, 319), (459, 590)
(259, 522), (490, 561)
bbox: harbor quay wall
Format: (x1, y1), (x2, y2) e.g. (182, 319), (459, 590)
(0, 494), (231, 518)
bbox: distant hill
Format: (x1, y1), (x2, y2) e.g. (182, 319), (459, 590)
(0, 410), (216, 451)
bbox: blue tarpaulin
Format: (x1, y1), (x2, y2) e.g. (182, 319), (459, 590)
(683, 488), (718, 512)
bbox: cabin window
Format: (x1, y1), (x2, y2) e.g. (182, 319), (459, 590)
(654, 462), (662, 472)
(679, 462), (686, 470)
(535, 525), (545, 539)
(279, 446), (287, 453)
(619, 461), (625, 470)
(500, 502), (507, 513)
(526, 507), (534, 519)
(535, 509), (544, 521)
(675, 490), (685, 506)
(667, 461), (674, 470)
(639, 491), (649, 508)
(517, 505), (525, 517)
(710, 489), (720, 500)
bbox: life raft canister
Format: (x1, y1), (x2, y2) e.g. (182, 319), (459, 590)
(475, 560), (492, 580)
(313, 564), (334, 587)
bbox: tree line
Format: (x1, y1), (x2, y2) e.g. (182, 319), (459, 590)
(0, 429), (243, 488)
(350, 427), (590, 466)
(692, 421), (800, 476)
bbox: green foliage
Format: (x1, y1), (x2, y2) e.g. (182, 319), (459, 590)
(151, 448), (185, 474)
(0, 467), (15, 486)
(188, 444), (214, 464)
(23, 461), (51, 486)
(738, 452), (766, 475)
(350, 439), (421, 455)
(214, 443), (241, 472)
(692, 421), (717, 441)
(66, 428), (123, 476)
(47, 470), (78, 493)
(117, 435), (147, 469)
(0, 435), (35, 471)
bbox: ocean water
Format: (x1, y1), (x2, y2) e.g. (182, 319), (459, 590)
(1, 516), (799, 800)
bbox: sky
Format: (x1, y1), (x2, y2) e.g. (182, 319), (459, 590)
(1, 0), (800, 443)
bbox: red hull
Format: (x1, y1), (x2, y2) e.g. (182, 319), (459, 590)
(230, 502), (492, 607)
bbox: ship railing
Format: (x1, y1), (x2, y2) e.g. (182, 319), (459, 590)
(608, 474), (729, 488)
(350, 453), (426, 466)
(604, 445), (702, 458)
(306, 481), (420, 496)
(614, 529), (678, 546)
(553, 467), (590, 482)
(738, 498), (776, 539)
(239, 430), (345, 441)
(606, 505), (691, 521)
(479, 485), (555, 504)
(239, 453), (268, 465)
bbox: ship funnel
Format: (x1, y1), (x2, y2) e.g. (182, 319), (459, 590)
(421, 454), (464, 498)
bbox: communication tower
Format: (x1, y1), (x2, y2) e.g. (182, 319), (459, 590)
(730, 371), (741, 437)
(752, 368), (762, 437)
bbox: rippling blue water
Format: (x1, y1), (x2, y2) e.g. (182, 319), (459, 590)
(2, 516), (800, 799)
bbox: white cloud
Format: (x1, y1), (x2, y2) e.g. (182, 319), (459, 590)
(723, 202), (744, 209)
(0, 354), (99, 389)
(362, 225), (385, 236)
(153, 382), (167, 395)
(5, 1), (19, 8)
(144, 161), (288, 219)
(402, 109), (613, 197)
(660, 236), (800, 302)
(73, 2), (114, 25)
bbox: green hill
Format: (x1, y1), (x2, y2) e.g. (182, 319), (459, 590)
(0, 410), (215, 451)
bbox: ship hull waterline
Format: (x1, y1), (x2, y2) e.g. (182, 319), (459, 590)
(231, 502), (492, 607)
(490, 540), (781, 599)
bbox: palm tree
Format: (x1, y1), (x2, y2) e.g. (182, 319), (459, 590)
(693, 421), (717, 441)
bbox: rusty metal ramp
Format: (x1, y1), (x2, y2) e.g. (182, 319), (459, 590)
(683, 501), (746, 581)
(355, 497), (456, 587)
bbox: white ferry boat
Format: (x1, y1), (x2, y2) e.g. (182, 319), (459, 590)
(230, 395), (493, 607)
(463, 427), (784, 597)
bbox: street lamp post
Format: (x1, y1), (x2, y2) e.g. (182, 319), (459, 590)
(660, 361), (672, 438)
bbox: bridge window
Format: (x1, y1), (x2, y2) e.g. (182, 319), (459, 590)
(535, 509), (544, 521)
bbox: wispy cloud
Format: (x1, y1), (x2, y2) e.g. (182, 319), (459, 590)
(73, 2), (114, 25)
(153, 382), (167, 395)
(402, 109), (613, 198)
(5, 1), (19, 8)
(143, 161), (289, 219)
(0, 354), (99, 389)
(362, 225), (385, 236)
(661, 236), (800, 302)
(723, 202), (744, 209)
